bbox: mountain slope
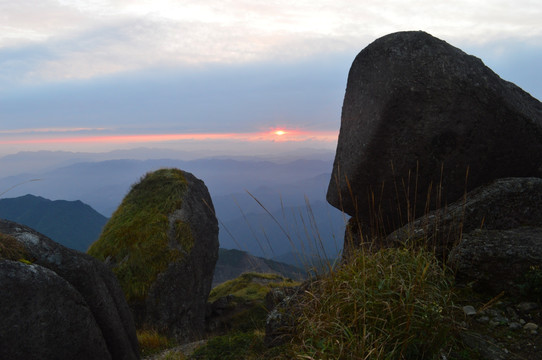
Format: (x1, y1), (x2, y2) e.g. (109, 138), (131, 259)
(0, 194), (108, 251)
(213, 248), (306, 287)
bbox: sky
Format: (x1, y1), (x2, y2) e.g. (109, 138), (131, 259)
(1, 0), (541, 157)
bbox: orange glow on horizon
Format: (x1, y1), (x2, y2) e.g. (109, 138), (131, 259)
(0, 130), (338, 146)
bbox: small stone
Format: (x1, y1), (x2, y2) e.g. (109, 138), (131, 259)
(477, 316), (490, 323)
(487, 309), (499, 317)
(509, 322), (522, 330)
(520, 319), (526, 325)
(517, 302), (539, 312)
(523, 322), (538, 331)
(463, 305), (477, 316)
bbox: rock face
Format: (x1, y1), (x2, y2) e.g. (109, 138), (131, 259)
(449, 227), (542, 294)
(327, 31), (542, 242)
(387, 177), (542, 255)
(88, 168), (219, 342)
(0, 220), (139, 360)
(387, 177), (542, 294)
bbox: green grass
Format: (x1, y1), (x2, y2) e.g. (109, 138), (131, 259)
(196, 247), (455, 360)
(137, 328), (178, 357)
(285, 247), (455, 360)
(191, 330), (267, 360)
(209, 272), (299, 303)
(88, 168), (192, 303)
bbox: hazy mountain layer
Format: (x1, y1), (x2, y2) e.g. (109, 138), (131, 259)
(0, 194), (107, 251)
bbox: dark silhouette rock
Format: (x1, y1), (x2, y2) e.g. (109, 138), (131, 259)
(0, 220), (139, 360)
(386, 177), (542, 295)
(327, 31), (542, 248)
(449, 227), (542, 295)
(264, 284), (308, 348)
(387, 177), (542, 257)
(0, 260), (112, 360)
(88, 168), (219, 342)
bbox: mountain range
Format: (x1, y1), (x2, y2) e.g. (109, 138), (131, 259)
(0, 194), (107, 251)
(0, 149), (346, 259)
(0, 193), (307, 284)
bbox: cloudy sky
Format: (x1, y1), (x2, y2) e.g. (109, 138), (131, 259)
(1, 0), (541, 156)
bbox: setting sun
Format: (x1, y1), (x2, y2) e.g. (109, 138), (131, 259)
(274, 130), (287, 136)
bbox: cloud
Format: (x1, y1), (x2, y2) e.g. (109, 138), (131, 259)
(0, 52), (350, 133)
(2, 1), (541, 87)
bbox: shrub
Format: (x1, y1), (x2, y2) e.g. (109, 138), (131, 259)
(286, 247), (455, 360)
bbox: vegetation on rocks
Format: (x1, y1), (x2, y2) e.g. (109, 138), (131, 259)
(0, 233), (30, 263)
(209, 272), (299, 303)
(88, 168), (192, 302)
(137, 329), (177, 357)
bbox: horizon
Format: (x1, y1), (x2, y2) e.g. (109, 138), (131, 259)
(1, 1), (541, 157)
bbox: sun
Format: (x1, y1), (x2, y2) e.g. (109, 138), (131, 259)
(274, 130), (287, 136)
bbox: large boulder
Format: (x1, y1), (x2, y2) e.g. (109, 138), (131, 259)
(449, 227), (542, 295)
(327, 31), (542, 242)
(387, 177), (542, 294)
(0, 221), (139, 360)
(387, 177), (542, 255)
(88, 168), (219, 342)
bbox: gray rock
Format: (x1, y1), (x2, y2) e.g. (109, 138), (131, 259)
(448, 227), (542, 294)
(509, 322), (522, 330)
(326, 31), (542, 255)
(0, 260), (112, 360)
(388, 177), (542, 258)
(523, 322), (538, 331)
(89, 169), (219, 342)
(0, 220), (139, 359)
(460, 332), (509, 360)
(146, 171), (219, 341)
(463, 305), (477, 316)
(517, 302), (539, 312)
(264, 285), (305, 348)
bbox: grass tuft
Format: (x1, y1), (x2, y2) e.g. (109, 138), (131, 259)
(286, 247), (455, 360)
(0, 233), (31, 263)
(137, 328), (176, 357)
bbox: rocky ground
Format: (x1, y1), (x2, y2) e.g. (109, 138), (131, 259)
(143, 340), (206, 360)
(453, 287), (542, 360)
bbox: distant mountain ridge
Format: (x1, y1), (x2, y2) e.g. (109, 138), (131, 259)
(213, 248), (306, 287)
(0, 150), (345, 259)
(0, 194), (108, 251)
(0, 194), (309, 286)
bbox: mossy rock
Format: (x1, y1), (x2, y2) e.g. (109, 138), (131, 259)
(88, 168), (219, 341)
(89, 168), (193, 303)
